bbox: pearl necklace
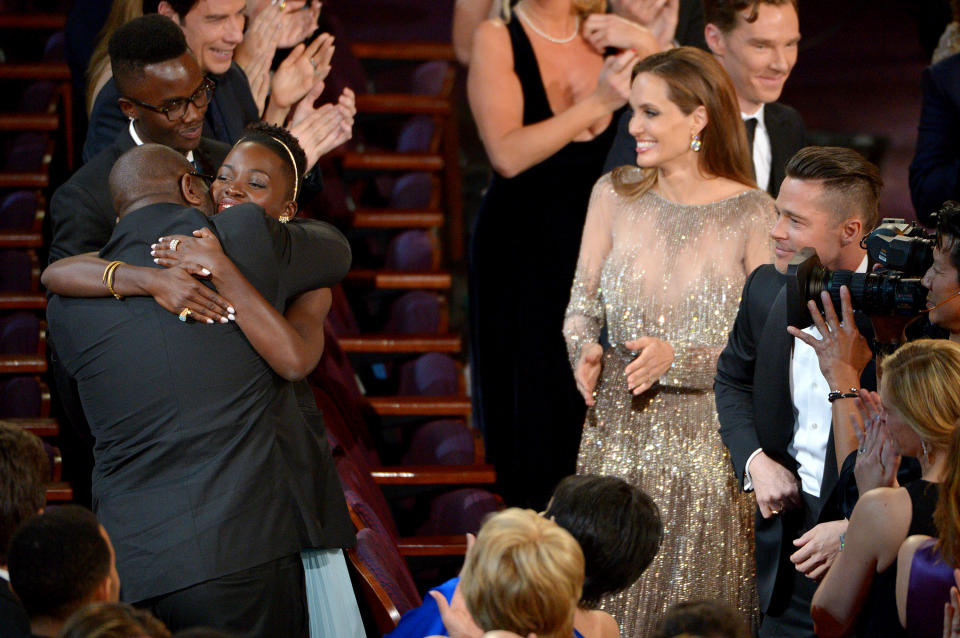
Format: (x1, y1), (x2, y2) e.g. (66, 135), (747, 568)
(514, 4), (580, 44)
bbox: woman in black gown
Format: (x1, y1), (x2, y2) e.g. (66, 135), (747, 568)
(466, 0), (636, 508)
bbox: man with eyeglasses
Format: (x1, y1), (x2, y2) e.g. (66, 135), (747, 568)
(83, 0), (259, 161)
(51, 15), (229, 264)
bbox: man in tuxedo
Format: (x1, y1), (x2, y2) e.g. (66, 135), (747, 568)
(50, 14), (229, 263)
(46, 144), (354, 636)
(715, 146), (883, 637)
(604, 0), (804, 198)
(84, 0), (258, 160)
(0, 424), (49, 638)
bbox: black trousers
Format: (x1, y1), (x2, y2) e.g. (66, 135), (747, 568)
(759, 491), (824, 638)
(140, 553), (307, 638)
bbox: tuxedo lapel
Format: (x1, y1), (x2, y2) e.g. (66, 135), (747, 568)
(765, 106), (789, 196)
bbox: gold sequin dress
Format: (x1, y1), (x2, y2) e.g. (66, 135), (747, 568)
(563, 175), (776, 636)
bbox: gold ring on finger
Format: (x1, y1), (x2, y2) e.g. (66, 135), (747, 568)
(179, 307), (192, 322)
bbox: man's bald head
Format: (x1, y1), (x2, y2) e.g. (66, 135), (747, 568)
(109, 144), (212, 217)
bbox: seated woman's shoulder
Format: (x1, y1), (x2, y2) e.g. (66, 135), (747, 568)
(576, 608), (620, 638)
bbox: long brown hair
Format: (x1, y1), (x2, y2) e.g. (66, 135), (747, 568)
(611, 46), (755, 198)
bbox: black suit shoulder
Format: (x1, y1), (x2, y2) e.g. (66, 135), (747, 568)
(0, 580), (30, 638)
(49, 131), (134, 262)
(764, 101), (806, 197)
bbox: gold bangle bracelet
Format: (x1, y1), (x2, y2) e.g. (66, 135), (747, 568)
(102, 260), (125, 300)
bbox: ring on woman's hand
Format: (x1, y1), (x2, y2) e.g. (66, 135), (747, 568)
(169, 239), (181, 251)
(770, 508), (781, 516)
(178, 308), (192, 322)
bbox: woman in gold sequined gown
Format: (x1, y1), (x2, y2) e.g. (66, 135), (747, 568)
(563, 47), (776, 637)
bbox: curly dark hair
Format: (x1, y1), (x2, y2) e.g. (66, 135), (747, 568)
(703, 0), (798, 34)
(237, 122), (308, 201)
(108, 14), (188, 96)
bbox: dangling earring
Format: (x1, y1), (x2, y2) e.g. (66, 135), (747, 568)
(279, 215), (291, 223)
(690, 133), (702, 152)
(921, 439), (930, 464)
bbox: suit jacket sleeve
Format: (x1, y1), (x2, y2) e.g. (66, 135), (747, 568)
(715, 266), (765, 486)
(910, 58), (960, 225)
(49, 177), (115, 262)
(674, 0), (707, 50)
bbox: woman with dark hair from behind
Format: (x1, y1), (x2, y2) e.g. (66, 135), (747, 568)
(564, 45), (773, 635)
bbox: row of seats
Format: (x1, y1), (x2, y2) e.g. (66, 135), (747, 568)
(0, 8), (72, 503)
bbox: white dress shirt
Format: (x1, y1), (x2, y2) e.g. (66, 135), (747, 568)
(129, 119), (194, 164)
(743, 104), (771, 192)
(744, 255), (868, 496)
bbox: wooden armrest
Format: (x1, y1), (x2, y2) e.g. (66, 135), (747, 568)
(338, 333), (461, 354)
(350, 41), (456, 61)
(0, 172), (48, 188)
(0, 13), (67, 29)
(371, 464), (496, 485)
(368, 395), (471, 417)
(2, 417), (58, 437)
(0, 62), (71, 80)
(0, 230), (43, 247)
(0, 354), (46, 374)
(356, 94), (450, 115)
(344, 270), (451, 289)
(352, 208), (444, 229)
(45, 481), (72, 502)
(342, 151), (444, 172)
(0, 113), (59, 131)
(0, 292), (47, 309)
(397, 535), (468, 556)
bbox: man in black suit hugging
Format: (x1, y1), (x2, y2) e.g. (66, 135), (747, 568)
(715, 146), (883, 637)
(605, 0), (804, 198)
(46, 144), (353, 637)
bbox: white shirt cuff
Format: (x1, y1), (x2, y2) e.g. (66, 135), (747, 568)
(743, 448), (763, 492)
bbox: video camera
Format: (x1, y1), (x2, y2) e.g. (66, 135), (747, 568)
(785, 219), (936, 343)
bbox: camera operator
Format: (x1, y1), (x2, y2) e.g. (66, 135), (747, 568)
(715, 146), (882, 637)
(922, 201), (960, 339)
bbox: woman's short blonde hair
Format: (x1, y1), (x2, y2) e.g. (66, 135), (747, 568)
(880, 338), (960, 453)
(461, 508), (584, 638)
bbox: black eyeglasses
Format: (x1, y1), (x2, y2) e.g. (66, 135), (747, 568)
(124, 77), (216, 122)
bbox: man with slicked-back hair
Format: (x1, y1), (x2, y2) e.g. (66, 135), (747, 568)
(716, 147), (882, 636)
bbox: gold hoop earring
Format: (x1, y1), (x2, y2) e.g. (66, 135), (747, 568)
(690, 134), (702, 152)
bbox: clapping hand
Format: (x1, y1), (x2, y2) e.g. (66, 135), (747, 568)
(852, 391), (900, 493)
(276, 0), (321, 48)
(942, 569), (960, 638)
(612, 0), (679, 49)
(593, 48), (638, 112)
(289, 87), (354, 171)
(581, 13), (660, 56)
(270, 33), (335, 110)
